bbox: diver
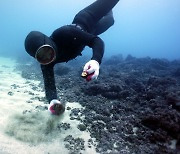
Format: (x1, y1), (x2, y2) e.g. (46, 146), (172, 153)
(24, 0), (120, 115)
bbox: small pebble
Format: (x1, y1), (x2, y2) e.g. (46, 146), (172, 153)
(8, 91), (14, 96)
(67, 106), (71, 110)
(77, 124), (86, 131)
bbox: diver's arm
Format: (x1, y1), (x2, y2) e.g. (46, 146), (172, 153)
(73, 29), (104, 81)
(74, 29), (105, 64)
(40, 63), (57, 103)
(81, 36), (104, 81)
(89, 36), (104, 64)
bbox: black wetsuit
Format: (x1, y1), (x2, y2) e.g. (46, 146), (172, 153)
(25, 0), (119, 102)
(41, 26), (105, 102)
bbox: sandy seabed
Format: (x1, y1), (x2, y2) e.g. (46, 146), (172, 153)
(0, 57), (96, 154)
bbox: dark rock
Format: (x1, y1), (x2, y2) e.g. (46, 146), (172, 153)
(125, 54), (136, 61)
(103, 54), (123, 65)
(173, 68), (180, 77)
(141, 110), (180, 139)
(57, 123), (71, 131)
(35, 105), (48, 111)
(54, 64), (71, 76)
(77, 124), (86, 131)
(66, 106), (71, 110)
(17, 55), (180, 153)
(166, 92), (180, 111)
(64, 135), (85, 153)
(8, 91), (14, 96)
(150, 58), (170, 70)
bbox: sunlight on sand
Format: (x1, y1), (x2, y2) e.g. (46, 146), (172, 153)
(0, 57), (97, 154)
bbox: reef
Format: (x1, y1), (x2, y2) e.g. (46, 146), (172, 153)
(17, 54), (180, 154)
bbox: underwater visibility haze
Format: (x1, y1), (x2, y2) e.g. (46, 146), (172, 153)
(0, 0), (180, 60)
(0, 0), (180, 153)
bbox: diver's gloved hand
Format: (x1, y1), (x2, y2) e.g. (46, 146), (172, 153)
(81, 60), (100, 81)
(48, 99), (65, 115)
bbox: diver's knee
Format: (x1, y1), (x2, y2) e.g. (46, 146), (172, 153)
(110, 17), (115, 27)
(106, 11), (114, 26)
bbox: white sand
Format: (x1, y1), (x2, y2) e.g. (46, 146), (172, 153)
(0, 57), (97, 154)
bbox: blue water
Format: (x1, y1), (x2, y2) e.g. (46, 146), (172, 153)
(0, 0), (180, 60)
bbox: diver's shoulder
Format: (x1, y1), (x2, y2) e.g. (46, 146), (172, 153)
(57, 25), (75, 31)
(51, 25), (72, 36)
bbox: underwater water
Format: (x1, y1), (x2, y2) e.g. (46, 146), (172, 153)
(0, 0), (180, 60)
(0, 0), (180, 154)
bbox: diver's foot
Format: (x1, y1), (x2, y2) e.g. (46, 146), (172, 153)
(48, 99), (65, 115)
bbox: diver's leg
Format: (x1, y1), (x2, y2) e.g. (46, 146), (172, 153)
(92, 10), (114, 35)
(72, 0), (119, 32)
